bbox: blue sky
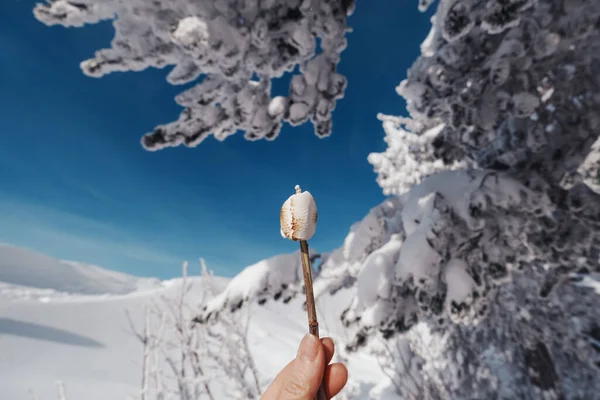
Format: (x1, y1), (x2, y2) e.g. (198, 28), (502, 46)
(0, 1), (432, 278)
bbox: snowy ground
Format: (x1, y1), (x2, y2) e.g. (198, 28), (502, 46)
(0, 244), (385, 399)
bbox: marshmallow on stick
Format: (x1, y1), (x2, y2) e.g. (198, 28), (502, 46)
(280, 185), (326, 400)
(280, 185), (318, 241)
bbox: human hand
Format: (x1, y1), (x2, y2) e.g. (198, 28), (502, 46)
(261, 334), (348, 399)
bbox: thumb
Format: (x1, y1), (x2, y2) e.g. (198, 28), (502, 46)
(279, 334), (325, 399)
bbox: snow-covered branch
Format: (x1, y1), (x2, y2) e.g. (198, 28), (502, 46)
(369, 0), (600, 189)
(33, 0), (355, 149)
(195, 250), (318, 323)
(368, 118), (467, 196)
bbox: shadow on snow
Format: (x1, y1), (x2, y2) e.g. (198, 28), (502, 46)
(0, 318), (104, 348)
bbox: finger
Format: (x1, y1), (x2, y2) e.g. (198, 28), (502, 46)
(263, 338), (332, 398)
(260, 359), (294, 399)
(321, 337), (335, 365)
(323, 363), (348, 399)
(279, 333), (325, 399)
(262, 338), (332, 399)
(262, 337), (342, 399)
(262, 361), (349, 400)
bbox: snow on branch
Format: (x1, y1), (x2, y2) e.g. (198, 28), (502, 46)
(400, 270), (600, 399)
(368, 117), (466, 195)
(338, 168), (600, 397)
(34, 1), (114, 27)
(342, 170), (551, 336)
(562, 135), (600, 193)
(33, 0), (354, 149)
(370, 0), (600, 187)
(312, 196), (404, 299)
(194, 250), (320, 323)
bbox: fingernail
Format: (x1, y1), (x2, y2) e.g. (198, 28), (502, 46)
(298, 333), (320, 362)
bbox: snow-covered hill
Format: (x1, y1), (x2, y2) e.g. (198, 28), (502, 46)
(0, 243), (161, 300)
(0, 245), (386, 400)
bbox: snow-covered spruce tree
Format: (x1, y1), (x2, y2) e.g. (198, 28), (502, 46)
(348, 0), (600, 396)
(197, 0), (600, 398)
(358, 0), (600, 396)
(33, 0), (354, 148)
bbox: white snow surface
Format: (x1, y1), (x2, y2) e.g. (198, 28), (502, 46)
(0, 245), (388, 399)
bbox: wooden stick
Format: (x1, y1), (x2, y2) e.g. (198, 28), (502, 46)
(299, 239), (327, 400)
(300, 240), (319, 337)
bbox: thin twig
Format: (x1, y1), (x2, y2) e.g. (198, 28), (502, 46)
(141, 307), (150, 400)
(55, 381), (67, 400)
(243, 305), (262, 394)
